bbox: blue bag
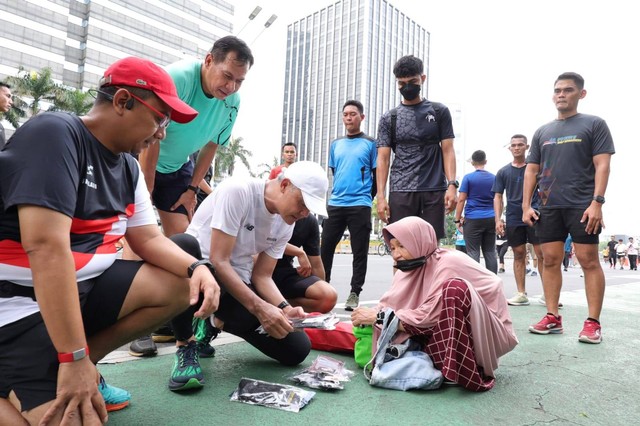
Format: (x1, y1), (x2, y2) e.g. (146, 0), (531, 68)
(364, 308), (443, 391)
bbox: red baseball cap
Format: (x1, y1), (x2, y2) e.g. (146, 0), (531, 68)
(99, 57), (198, 124)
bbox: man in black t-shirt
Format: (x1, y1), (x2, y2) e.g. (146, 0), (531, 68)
(524, 72), (614, 344)
(376, 55), (457, 240)
(273, 214), (337, 313)
(0, 57), (220, 425)
(606, 235), (618, 268)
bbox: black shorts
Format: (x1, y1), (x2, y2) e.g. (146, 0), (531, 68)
(272, 267), (321, 300)
(0, 260), (143, 411)
(389, 191), (446, 240)
(152, 160), (194, 215)
(506, 225), (539, 248)
(535, 208), (600, 244)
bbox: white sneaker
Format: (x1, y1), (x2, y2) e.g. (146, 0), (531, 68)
(507, 292), (530, 306)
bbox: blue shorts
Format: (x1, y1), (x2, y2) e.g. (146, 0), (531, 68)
(535, 208), (600, 244)
(152, 160), (194, 215)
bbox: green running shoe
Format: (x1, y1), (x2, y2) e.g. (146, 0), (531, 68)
(168, 341), (204, 391)
(192, 316), (220, 358)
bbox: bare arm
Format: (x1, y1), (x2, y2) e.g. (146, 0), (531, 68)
(522, 163), (540, 225)
(283, 243), (311, 277)
(138, 140), (159, 194)
(441, 138), (458, 214)
(308, 255), (326, 280)
(582, 153), (612, 234)
(455, 191), (467, 231)
(19, 206), (107, 425)
(170, 142), (219, 218)
(376, 147), (391, 223)
(125, 224), (220, 317)
(209, 229), (294, 338)
(494, 193), (504, 235)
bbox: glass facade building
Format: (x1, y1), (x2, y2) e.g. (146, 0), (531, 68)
(281, 0), (430, 168)
(0, 0), (233, 89)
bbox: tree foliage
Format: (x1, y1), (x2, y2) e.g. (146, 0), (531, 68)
(214, 136), (254, 180)
(2, 66), (94, 129)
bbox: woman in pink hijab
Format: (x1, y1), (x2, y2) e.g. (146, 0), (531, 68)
(351, 216), (518, 391)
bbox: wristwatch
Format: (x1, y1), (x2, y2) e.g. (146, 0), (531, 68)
(592, 195), (605, 204)
(278, 300), (290, 310)
(375, 310), (385, 324)
(188, 259), (215, 278)
(187, 184), (200, 194)
(447, 180), (459, 189)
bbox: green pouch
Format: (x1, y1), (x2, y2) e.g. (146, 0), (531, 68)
(352, 325), (373, 367)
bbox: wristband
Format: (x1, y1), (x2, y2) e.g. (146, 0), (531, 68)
(278, 300), (290, 310)
(187, 184), (200, 194)
(454, 220), (461, 224)
(58, 346), (89, 363)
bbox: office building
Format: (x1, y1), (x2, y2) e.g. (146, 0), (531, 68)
(0, 0), (233, 89)
(281, 0), (431, 167)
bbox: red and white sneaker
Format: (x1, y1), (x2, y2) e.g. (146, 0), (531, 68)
(578, 319), (602, 344)
(529, 314), (563, 335)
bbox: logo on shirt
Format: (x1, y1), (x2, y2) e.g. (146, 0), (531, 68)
(426, 114), (436, 122)
(83, 165), (97, 189)
(245, 224), (255, 231)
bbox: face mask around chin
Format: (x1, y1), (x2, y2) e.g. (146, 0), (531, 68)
(395, 256), (426, 272)
(399, 83), (421, 101)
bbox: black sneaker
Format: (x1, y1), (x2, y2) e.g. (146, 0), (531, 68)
(151, 324), (176, 343)
(169, 341), (204, 391)
(192, 316), (220, 358)
(128, 335), (158, 357)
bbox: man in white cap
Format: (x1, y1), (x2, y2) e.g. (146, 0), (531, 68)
(165, 161), (328, 391)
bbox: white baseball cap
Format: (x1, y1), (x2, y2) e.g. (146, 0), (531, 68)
(283, 161), (328, 217)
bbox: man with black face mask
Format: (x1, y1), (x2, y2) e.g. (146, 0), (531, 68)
(376, 55), (457, 241)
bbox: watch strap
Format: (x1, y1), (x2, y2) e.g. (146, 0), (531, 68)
(277, 300), (290, 310)
(188, 259), (215, 278)
(187, 184), (200, 194)
(58, 346), (89, 363)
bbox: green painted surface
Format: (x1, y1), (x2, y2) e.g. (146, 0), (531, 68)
(102, 294), (640, 425)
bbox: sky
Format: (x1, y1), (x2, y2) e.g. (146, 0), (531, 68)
(229, 0), (639, 236)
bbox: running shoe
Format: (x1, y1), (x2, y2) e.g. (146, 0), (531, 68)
(99, 375), (131, 412)
(507, 292), (529, 306)
(192, 316), (220, 358)
(169, 341), (204, 391)
(344, 292), (359, 311)
(578, 319), (602, 344)
(529, 314), (563, 335)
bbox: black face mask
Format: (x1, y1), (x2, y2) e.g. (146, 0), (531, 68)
(399, 83), (421, 101)
(395, 256), (426, 272)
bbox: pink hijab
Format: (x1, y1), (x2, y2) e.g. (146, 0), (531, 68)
(378, 216), (518, 377)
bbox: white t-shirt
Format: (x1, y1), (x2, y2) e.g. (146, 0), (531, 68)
(627, 242), (638, 256)
(186, 177), (294, 283)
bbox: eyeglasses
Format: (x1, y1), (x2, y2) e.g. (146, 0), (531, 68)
(96, 87), (170, 129)
(126, 91), (171, 129)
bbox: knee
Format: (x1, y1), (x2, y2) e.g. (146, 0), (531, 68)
(278, 332), (311, 366)
(170, 233), (202, 258)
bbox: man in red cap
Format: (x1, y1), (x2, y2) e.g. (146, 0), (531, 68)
(0, 57), (220, 425)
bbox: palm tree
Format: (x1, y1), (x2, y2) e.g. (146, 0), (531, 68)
(214, 136), (254, 180)
(49, 87), (93, 116)
(256, 155), (280, 178)
(5, 67), (59, 117)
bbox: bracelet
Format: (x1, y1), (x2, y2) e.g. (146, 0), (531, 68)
(277, 300), (290, 310)
(186, 184), (200, 194)
(58, 346), (89, 363)
(454, 219), (461, 223)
